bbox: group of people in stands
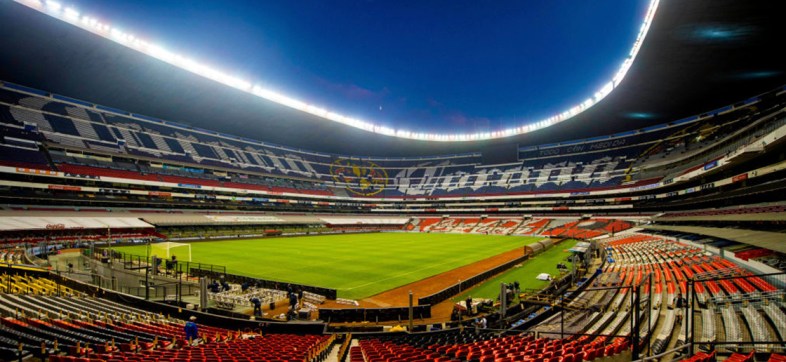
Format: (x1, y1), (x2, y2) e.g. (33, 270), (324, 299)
(209, 277), (232, 293)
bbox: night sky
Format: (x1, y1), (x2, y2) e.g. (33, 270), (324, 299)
(51, 0), (647, 134)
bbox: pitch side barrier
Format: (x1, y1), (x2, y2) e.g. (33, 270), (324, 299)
(2, 265), (324, 334)
(103, 248), (338, 299)
(418, 254), (531, 306)
(105, 248), (227, 280)
(318, 305), (432, 324)
(40, 269), (326, 334)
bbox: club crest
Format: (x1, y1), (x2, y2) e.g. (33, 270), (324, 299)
(330, 159), (388, 196)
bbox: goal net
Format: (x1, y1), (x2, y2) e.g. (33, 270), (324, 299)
(149, 241), (191, 262)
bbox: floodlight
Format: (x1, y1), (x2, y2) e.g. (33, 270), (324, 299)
(45, 0), (60, 12)
(63, 7), (78, 19)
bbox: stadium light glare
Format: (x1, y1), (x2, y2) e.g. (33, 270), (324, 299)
(595, 81), (614, 102)
(63, 7), (78, 20)
(14, 0), (659, 142)
(110, 28), (124, 40)
(45, 0), (60, 12)
(21, 0), (42, 9)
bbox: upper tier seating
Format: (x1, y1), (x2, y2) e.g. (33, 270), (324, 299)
(2, 81), (785, 198)
(54, 163), (335, 196)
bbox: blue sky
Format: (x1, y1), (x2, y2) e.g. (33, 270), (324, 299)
(66, 0), (648, 133)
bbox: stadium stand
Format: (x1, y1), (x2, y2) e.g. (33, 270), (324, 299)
(314, 231), (785, 360)
(402, 217), (631, 238)
(2, 82), (786, 201)
(0, 270), (333, 361)
(0, 58), (785, 362)
(2, 100), (785, 215)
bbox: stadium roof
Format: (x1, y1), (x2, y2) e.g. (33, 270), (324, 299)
(0, 0), (784, 157)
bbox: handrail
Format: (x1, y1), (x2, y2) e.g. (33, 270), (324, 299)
(632, 343), (690, 362)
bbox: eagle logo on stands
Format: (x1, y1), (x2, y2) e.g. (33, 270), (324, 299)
(330, 159), (388, 196)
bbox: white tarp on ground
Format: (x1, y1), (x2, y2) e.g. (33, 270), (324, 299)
(536, 273), (552, 281)
(0, 217), (154, 231)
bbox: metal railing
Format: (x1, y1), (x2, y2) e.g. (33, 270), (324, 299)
(688, 271), (786, 356)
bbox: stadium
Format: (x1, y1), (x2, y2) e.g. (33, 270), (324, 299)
(0, 0), (785, 361)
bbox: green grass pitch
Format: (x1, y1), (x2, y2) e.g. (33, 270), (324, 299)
(115, 233), (542, 300)
(453, 239), (578, 302)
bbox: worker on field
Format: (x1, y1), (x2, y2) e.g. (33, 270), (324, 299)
(250, 296), (262, 317)
(289, 292), (299, 311)
(209, 280), (221, 293)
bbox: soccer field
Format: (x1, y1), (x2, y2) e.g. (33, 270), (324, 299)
(115, 233), (541, 299)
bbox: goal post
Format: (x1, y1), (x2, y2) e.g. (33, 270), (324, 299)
(149, 241), (191, 262)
